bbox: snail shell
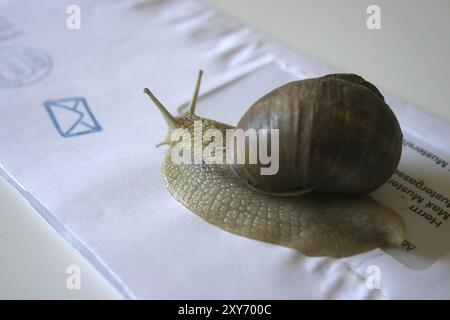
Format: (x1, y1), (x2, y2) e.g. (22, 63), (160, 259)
(143, 71), (406, 257)
(232, 73), (403, 196)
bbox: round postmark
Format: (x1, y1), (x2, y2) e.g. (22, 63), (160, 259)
(0, 47), (52, 89)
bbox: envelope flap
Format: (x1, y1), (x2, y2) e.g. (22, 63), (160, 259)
(46, 102), (83, 133)
(73, 100), (97, 129)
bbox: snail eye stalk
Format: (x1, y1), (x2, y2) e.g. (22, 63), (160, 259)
(188, 69), (203, 115)
(143, 87), (177, 129)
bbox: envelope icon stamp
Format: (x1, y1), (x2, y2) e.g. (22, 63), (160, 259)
(0, 47), (52, 88)
(43, 97), (102, 138)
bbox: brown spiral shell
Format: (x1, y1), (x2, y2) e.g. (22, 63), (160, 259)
(231, 73), (403, 195)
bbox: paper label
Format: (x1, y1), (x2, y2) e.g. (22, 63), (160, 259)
(374, 132), (450, 270)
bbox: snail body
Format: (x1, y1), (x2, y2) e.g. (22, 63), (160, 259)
(144, 71), (406, 257)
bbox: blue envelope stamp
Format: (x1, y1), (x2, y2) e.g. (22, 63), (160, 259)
(43, 97), (102, 138)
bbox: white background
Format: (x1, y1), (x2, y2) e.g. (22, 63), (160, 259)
(0, 0), (449, 299)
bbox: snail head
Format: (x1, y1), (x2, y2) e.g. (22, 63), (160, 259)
(143, 70), (204, 147)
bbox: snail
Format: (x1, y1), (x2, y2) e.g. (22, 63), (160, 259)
(143, 70), (406, 257)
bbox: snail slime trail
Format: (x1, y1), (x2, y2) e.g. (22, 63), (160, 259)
(169, 120), (280, 175)
(144, 70), (406, 258)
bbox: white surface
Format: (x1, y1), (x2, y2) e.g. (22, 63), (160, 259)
(0, 0), (449, 299)
(203, 0), (450, 123)
(0, 177), (123, 299)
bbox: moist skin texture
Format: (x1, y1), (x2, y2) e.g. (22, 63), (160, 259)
(161, 113), (406, 258)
